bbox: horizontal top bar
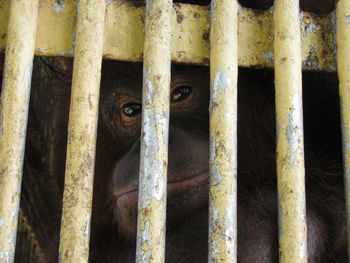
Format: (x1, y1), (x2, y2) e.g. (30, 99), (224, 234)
(0, 0), (336, 71)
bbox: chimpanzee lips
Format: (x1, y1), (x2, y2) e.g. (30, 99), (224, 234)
(115, 171), (209, 203)
(114, 171), (209, 241)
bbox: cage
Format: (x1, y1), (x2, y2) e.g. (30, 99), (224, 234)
(0, 0), (348, 262)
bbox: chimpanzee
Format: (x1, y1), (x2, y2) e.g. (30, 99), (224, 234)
(10, 0), (347, 262)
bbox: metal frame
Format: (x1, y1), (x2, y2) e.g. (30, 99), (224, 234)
(0, 0), (338, 71)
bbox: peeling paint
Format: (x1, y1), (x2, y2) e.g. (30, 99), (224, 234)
(136, 0), (171, 262)
(209, 1), (237, 262)
(37, 47), (47, 52)
(210, 0), (217, 23)
(346, 15), (350, 24)
(237, 4), (242, 14)
(4, 252), (13, 263)
(303, 19), (320, 37)
(263, 50), (274, 63)
(141, 241), (151, 251)
(58, 32), (76, 57)
(0, 218), (3, 227)
(9, 228), (17, 248)
(51, 0), (66, 12)
(209, 138), (222, 185)
(303, 45), (319, 69)
(137, 197), (166, 262)
(0, 1), (338, 70)
(85, 215), (91, 236)
(215, 69), (231, 95)
(285, 93), (303, 167)
(58, 47), (74, 56)
(210, 69), (232, 119)
(274, 0), (307, 262)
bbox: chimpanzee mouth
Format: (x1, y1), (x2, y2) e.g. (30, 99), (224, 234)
(116, 171), (209, 203)
(114, 171), (209, 240)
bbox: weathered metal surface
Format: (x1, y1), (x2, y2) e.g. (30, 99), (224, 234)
(58, 0), (105, 262)
(0, 0), (336, 70)
(274, 1), (307, 263)
(208, 0), (237, 262)
(0, 1), (39, 262)
(336, 0), (350, 258)
(135, 0), (172, 262)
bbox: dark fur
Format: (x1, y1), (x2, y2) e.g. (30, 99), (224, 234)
(31, 60), (346, 262)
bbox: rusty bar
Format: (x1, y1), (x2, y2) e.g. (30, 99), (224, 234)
(58, 0), (106, 262)
(273, 0), (307, 262)
(208, 0), (238, 262)
(135, 0), (172, 262)
(336, 0), (350, 258)
(0, 1), (39, 262)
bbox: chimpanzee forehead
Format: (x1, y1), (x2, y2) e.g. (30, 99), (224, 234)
(100, 60), (143, 95)
(99, 60), (210, 96)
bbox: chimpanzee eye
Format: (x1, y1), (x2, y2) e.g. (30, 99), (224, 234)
(171, 86), (192, 103)
(121, 102), (142, 117)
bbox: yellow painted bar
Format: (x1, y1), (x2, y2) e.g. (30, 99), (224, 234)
(0, 1), (39, 262)
(274, 0), (307, 263)
(58, 0), (105, 262)
(208, 0), (237, 262)
(336, 0), (350, 258)
(135, 0), (172, 262)
(0, 0), (336, 71)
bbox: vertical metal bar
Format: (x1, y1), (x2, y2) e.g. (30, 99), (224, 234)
(336, 0), (350, 258)
(273, 1), (307, 262)
(208, 0), (238, 262)
(135, 0), (172, 262)
(0, 1), (39, 262)
(58, 0), (106, 262)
